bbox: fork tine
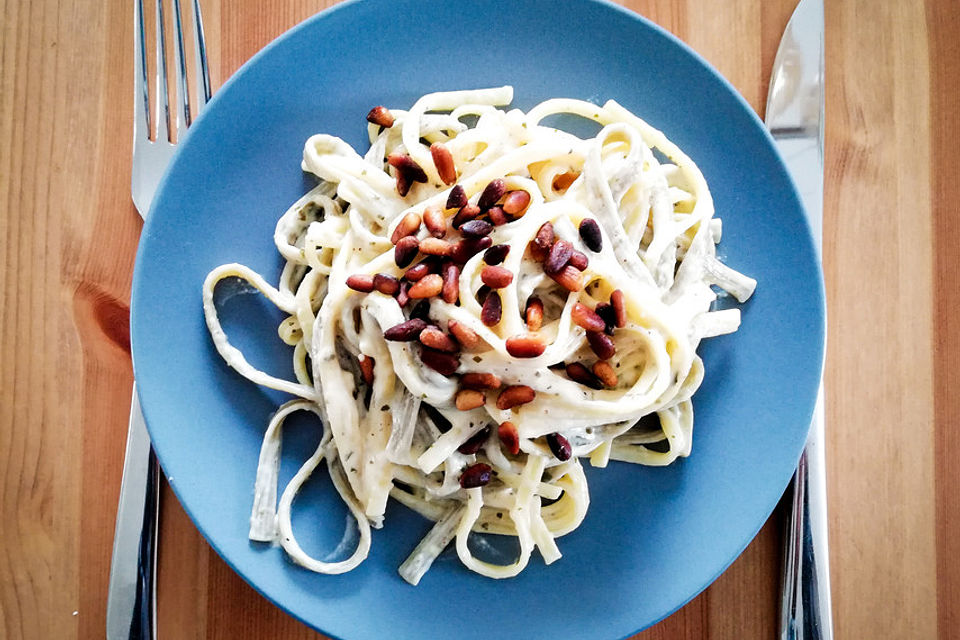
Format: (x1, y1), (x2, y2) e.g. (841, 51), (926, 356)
(192, 0), (212, 109)
(154, 0), (171, 142)
(171, 0), (191, 136)
(134, 0), (150, 138)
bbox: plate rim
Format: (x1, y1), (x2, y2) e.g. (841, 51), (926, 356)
(131, 0), (826, 636)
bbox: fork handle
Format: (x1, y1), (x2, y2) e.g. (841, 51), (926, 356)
(133, 449), (160, 639)
(107, 386), (160, 640)
(780, 388), (833, 640)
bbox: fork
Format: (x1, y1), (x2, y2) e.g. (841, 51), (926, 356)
(107, 1), (211, 638)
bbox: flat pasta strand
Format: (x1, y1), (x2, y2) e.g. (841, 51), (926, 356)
(201, 87), (754, 583)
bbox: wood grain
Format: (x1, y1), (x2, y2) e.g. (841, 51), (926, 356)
(825, 2), (938, 638)
(1, 0), (956, 638)
(928, 0), (960, 634)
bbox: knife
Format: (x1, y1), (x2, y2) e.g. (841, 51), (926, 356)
(764, 1), (831, 639)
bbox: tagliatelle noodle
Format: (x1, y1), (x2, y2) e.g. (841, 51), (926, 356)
(201, 87), (756, 583)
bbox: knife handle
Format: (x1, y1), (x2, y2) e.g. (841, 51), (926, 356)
(780, 389), (833, 640)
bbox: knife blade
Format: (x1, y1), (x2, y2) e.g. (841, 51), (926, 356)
(764, 1), (831, 639)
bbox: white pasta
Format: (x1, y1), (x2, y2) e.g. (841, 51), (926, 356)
(201, 87), (755, 583)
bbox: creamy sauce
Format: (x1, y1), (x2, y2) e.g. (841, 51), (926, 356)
(201, 87), (756, 583)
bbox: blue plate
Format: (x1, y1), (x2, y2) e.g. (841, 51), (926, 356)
(132, 0), (824, 638)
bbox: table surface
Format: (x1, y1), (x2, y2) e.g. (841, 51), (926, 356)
(2, 0), (958, 638)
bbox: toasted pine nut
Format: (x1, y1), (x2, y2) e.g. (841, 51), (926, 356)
(384, 318), (428, 341)
(484, 244), (510, 265)
(498, 421), (520, 455)
(457, 426), (490, 455)
(419, 347), (459, 375)
(487, 206), (508, 226)
(419, 327), (458, 353)
(346, 274), (374, 292)
(404, 261), (432, 281)
(395, 170), (410, 197)
(502, 190), (531, 215)
(358, 355), (375, 385)
(594, 302), (616, 335)
(546, 432), (572, 460)
(525, 297), (544, 331)
(568, 250), (589, 271)
(592, 361), (617, 387)
(565, 362), (600, 388)
(550, 265), (583, 292)
(460, 219), (493, 238)
(534, 222), (554, 251)
(418, 237), (453, 256)
(430, 143), (457, 185)
(481, 265), (514, 289)
(455, 389), (486, 411)
(460, 372), (502, 390)
(448, 320), (481, 350)
(544, 239), (573, 275)
(373, 273), (400, 296)
(587, 330), (616, 360)
(505, 334), (546, 358)
(571, 303), (606, 332)
(496, 385), (536, 410)
(423, 206), (446, 238)
(391, 211), (422, 244)
(366, 106), (395, 128)
(481, 291), (502, 326)
(410, 299), (432, 322)
(552, 171), (579, 192)
(441, 262), (460, 304)
(408, 274), (443, 299)
(446, 184), (467, 210)
(451, 236), (492, 263)
(610, 289), (627, 328)
(578, 218), (602, 252)
(476, 285), (491, 304)
(396, 281), (410, 307)
(459, 462), (492, 488)
(394, 236), (419, 267)
(530, 222), (554, 262)
(478, 178), (506, 209)
(387, 153), (427, 182)
(452, 203), (481, 229)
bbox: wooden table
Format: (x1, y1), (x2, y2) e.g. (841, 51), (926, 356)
(2, 0), (957, 637)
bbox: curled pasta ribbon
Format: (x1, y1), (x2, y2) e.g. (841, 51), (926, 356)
(249, 400), (372, 574)
(455, 454), (546, 579)
(202, 264), (317, 401)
